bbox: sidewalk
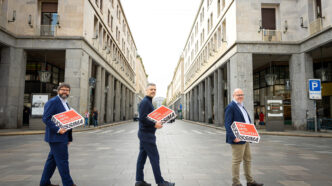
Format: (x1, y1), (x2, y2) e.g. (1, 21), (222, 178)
(184, 119), (332, 138)
(0, 120), (131, 136)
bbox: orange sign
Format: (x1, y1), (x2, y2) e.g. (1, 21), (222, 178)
(147, 106), (176, 123)
(52, 110), (84, 129)
(231, 122), (260, 143)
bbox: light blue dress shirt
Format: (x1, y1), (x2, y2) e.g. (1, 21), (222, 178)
(233, 100), (251, 124)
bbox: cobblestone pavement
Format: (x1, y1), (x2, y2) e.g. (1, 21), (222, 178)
(1, 120), (332, 186)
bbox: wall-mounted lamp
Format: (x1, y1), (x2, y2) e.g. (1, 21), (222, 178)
(258, 19), (263, 33)
(92, 31), (98, 39)
(56, 15), (61, 28)
(300, 17), (308, 28)
(283, 20), (288, 33)
(8, 10), (16, 23)
(106, 46), (111, 54)
(28, 14), (33, 28)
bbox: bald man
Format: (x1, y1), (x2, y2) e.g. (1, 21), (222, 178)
(224, 88), (263, 186)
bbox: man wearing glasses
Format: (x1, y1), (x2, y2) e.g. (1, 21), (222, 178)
(40, 83), (76, 186)
(224, 88), (263, 186)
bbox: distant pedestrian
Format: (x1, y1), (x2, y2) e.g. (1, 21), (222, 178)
(23, 106), (31, 125)
(224, 88), (264, 186)
(259, 112), (265, 125)
(84, 110), (89, 127)
(92, 109), (98, 127)
(135, 83), (175, 186)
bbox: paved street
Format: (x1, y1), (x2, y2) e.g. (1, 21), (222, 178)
(1, 120), (332, 186)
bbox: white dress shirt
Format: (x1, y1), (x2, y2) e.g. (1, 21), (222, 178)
(58, 95), (70, 111)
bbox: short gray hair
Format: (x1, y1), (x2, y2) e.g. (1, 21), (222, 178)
(232, 88), (243, 96)
(57, 83), (71, 91)
(146, 83), (156, 89)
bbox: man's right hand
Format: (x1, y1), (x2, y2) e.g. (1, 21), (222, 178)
(58, 128), (67, 134)
(154, 121), (163, 129)
(233, 138), (241, 143)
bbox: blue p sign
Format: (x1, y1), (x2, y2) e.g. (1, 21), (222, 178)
(309, 79), (321, 91)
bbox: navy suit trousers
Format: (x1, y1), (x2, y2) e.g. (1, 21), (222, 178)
(136, 140), (164, 184)
(40, 142), (73, 186)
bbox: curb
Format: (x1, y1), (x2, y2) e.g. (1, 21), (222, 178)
(183, 119), (332, 138)
(0, 120), (132, 136)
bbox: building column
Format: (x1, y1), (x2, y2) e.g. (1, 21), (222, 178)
(114, 80), (121, 122)
(99, 68), (106, 124)
(289, 53), (315, 129)
(218, 68), (225, 126)
(94, 65), (102, 121)
(125, 88), (129, 120)
(213, 71), (219, 125)
(194, 86), (199, 121)
(0, 47), (26, 129)
(106, 74), (114, 123)
(185, 93), (189, 120)
(190, 90), (194, 120)
(229, 52), (254, 121)
(198, 82), (204, 122)
(120, 84), (126, 120)
(206, 76), (213, 123)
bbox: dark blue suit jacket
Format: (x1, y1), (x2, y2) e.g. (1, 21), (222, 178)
(138, 96), (157, 143)
(43, 96), (72, 143)
(224, 101), (251, 144)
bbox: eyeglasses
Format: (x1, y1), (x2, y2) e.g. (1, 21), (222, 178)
(235, 94), (244, 97)
(59, 89), (70, 92)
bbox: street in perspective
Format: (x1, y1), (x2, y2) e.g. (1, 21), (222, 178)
(1, 120), (332, 186)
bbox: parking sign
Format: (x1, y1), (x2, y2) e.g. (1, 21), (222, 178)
(309, 79), (321, 100)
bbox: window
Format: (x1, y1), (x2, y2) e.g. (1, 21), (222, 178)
(218, 0), (221, 16)
(95, 0), (99, 7)
(315, 0), (322, 18)
(110, 16), (113, 31)
(210, 13), (213, 30)
(100, 0), (103, 12)
(41, 2), (58, 36)
(207, 19), (210, 32)
(110, 0), (114, 8)
(116, 5), (119, 18)
(107, 10), (110, 26)
(261, 8), (276, 30)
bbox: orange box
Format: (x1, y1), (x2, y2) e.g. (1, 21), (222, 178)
(52, 110), (84, 129)
(231, 122), (260, 143)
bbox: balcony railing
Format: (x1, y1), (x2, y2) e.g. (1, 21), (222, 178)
(40, 24), (57, 36)
(262, 29), (282, 42)
(309, 18), (323, 35)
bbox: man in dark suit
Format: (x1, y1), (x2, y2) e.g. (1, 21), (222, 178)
(40, 83), (76, 186)
(135, 83), (175, 186)
(224, 88), (263, 186)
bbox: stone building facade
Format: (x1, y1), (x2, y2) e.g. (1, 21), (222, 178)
(166, 56), (184, 119)
(168, 0), (332, 129)
(134, 56), (149, 117)
(0, 0), (137, 129)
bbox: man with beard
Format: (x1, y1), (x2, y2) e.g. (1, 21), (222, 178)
(40, 83), (76, 186)
(135, 83), (175, 186)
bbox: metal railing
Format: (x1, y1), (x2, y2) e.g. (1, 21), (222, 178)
(262, 29), (282, 42)
(40, 24), (57, 36)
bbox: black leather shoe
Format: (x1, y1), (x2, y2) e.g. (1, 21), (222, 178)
(135, 181), (152, 186)
(47, 184), (59, 186)
(158, 181), (175, 186)
(247, 181), (263, 186)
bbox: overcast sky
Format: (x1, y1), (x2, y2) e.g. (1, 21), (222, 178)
(121, 0), (202, 98)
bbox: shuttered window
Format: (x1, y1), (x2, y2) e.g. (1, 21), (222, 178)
(41, 3), (58, 13)
(261, 8), (276, 30)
